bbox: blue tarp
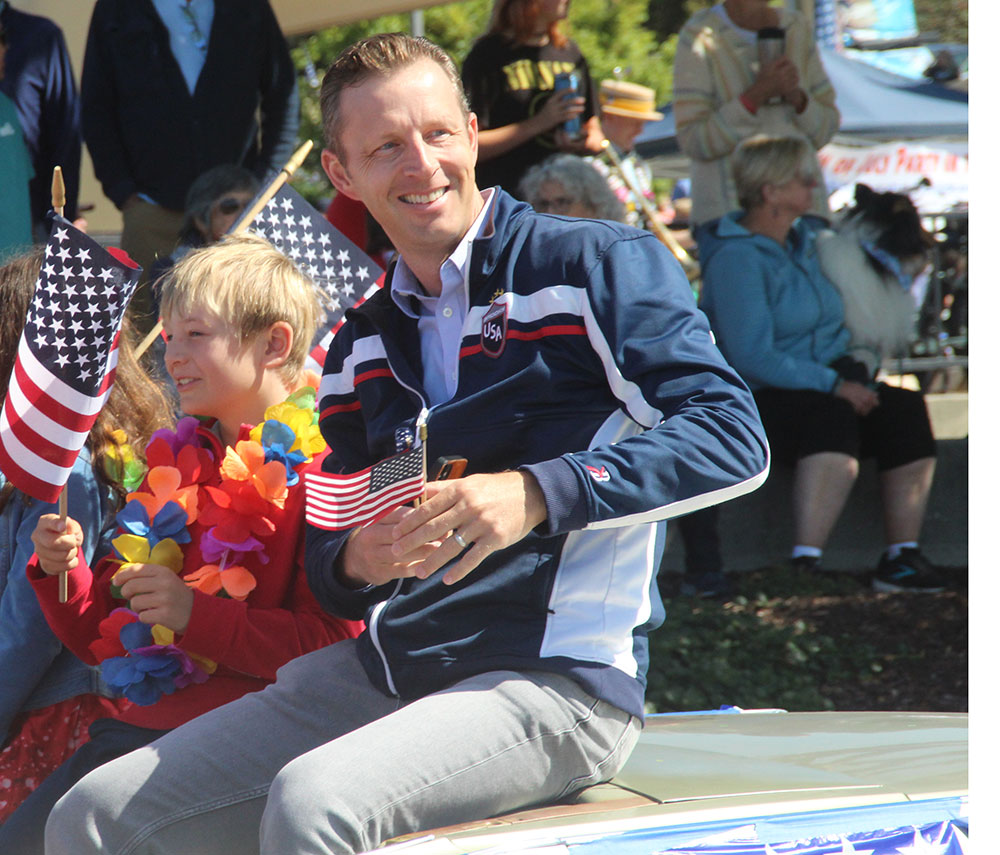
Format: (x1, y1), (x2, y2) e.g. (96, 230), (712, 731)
(635, 48), (968, 159)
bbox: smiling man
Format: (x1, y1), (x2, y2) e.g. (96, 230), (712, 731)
(46, 34), (769, 855)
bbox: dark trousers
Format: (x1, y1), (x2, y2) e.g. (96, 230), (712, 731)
(0, 718), (169, 854)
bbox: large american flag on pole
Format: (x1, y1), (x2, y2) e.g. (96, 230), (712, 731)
(243, 183), (384, 371)
(0, 217), (140, 502)
(305, 446), (425, 531)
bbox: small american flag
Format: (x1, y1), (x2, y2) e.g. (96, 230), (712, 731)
(0, 217), (140, 502)
(244, 183), (383, 370)
(305, 446), (425, 531)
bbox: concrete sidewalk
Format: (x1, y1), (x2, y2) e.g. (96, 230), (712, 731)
(661, 391), (969, 573)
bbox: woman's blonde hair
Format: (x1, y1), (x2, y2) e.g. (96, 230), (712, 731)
(731, 135), (811, 211)
(160, 233), (321, 384)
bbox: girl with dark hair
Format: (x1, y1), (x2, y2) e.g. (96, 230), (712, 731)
(0, 247), (177, 820)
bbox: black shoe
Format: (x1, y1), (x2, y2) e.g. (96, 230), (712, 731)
(790, 555), (822, 573)
(679, 571), (732, 600)
(872, 548), (946, 593)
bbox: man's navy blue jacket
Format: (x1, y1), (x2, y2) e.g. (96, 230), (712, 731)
(307, 191), (770, 720)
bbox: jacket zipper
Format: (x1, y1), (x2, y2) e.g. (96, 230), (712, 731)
(363, 354), (430, 698)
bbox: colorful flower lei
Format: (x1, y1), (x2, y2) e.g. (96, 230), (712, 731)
(90, 386), (325, 705)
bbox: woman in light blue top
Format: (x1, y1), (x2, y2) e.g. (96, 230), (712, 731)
(698, 135), (942, 593)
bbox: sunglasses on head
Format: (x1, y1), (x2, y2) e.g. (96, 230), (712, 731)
(215, 197), (246, 215)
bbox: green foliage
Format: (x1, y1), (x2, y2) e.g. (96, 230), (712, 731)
(566, 0), (675, 99)
(646, 567), (883, 714)
(913, 0), (968, 44)
(285, 0), (676, 206)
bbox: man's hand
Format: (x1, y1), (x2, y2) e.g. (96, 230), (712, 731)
(390, 471), (548, 586)
(32, 514), (85, 576)
(337, 507), (445, 589)
(114, 564), (195, 634)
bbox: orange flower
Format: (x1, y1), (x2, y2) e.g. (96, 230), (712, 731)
(127, 466), (200, 523)
(221, 440), (288, 508)
(183, 563), (257, 601)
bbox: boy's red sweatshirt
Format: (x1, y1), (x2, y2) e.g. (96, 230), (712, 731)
(28, 423), (363, 730)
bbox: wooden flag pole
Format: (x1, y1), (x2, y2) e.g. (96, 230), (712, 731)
(599, 140), (700, 282)
(52, 166), (70, 602)
(134, 140), (315, 360)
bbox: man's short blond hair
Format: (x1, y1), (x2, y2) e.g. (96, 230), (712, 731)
(731, 135), (812, 212)
(160, 233), (321, 384)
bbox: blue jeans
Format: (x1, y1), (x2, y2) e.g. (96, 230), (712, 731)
(46, 639), (640, 854)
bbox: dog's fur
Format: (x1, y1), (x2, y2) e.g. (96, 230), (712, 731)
(816, 184), (933, 376)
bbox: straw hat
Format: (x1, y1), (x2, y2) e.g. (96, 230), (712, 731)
(599, 80), (664, 122)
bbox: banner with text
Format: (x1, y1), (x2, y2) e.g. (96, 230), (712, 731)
(819, 140), (968, 213)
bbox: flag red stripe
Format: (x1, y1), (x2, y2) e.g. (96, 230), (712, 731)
(306, 477), (424, 530)
(0, 440), (63, 503)
(2, 394), (83, 468)
(306, 478), (422, 517)
(15, 347), (117, 429)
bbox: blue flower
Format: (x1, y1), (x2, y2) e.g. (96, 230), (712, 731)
(100, 651), (181, 706)
(260, 420), (308, 486)
(116, 499), (191, 547)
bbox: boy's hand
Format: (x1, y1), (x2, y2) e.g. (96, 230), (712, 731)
(114, 564), (195, 634)
(32, 514), (85, 576)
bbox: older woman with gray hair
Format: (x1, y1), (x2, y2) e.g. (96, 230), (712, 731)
(519, 154), (626, 221)
(698, 135), (942, 592)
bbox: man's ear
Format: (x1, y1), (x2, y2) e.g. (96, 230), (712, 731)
(467, 111), (479, 164)
(261, 321), (294, 369)
(321, 148), (362, 201)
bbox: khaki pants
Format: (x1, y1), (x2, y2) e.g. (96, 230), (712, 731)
(119, 199), (184, 335)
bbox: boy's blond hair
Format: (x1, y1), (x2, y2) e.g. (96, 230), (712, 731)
(160, 233), (321, 384)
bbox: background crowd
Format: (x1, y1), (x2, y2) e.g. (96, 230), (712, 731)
(0, 0), (962, 844)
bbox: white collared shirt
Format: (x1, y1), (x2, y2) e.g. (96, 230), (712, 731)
(150, 0), (215, 95)
(390, 189), (496, 406)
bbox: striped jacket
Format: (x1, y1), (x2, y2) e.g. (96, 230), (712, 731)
(674, 6), (840, 226)
(306, 191), (769, 719)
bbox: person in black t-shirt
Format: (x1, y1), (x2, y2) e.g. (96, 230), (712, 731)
(462, 0), (602, 197)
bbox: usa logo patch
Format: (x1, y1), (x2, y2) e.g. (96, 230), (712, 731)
(586, 465), (610, 482)
(481, 300), (508, 358)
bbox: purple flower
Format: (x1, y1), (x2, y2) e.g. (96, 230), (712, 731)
(199, 529), (267, 565)
(149, 417), (201, 457)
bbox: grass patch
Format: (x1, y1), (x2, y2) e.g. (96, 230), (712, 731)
(644, 565), (965, 714)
